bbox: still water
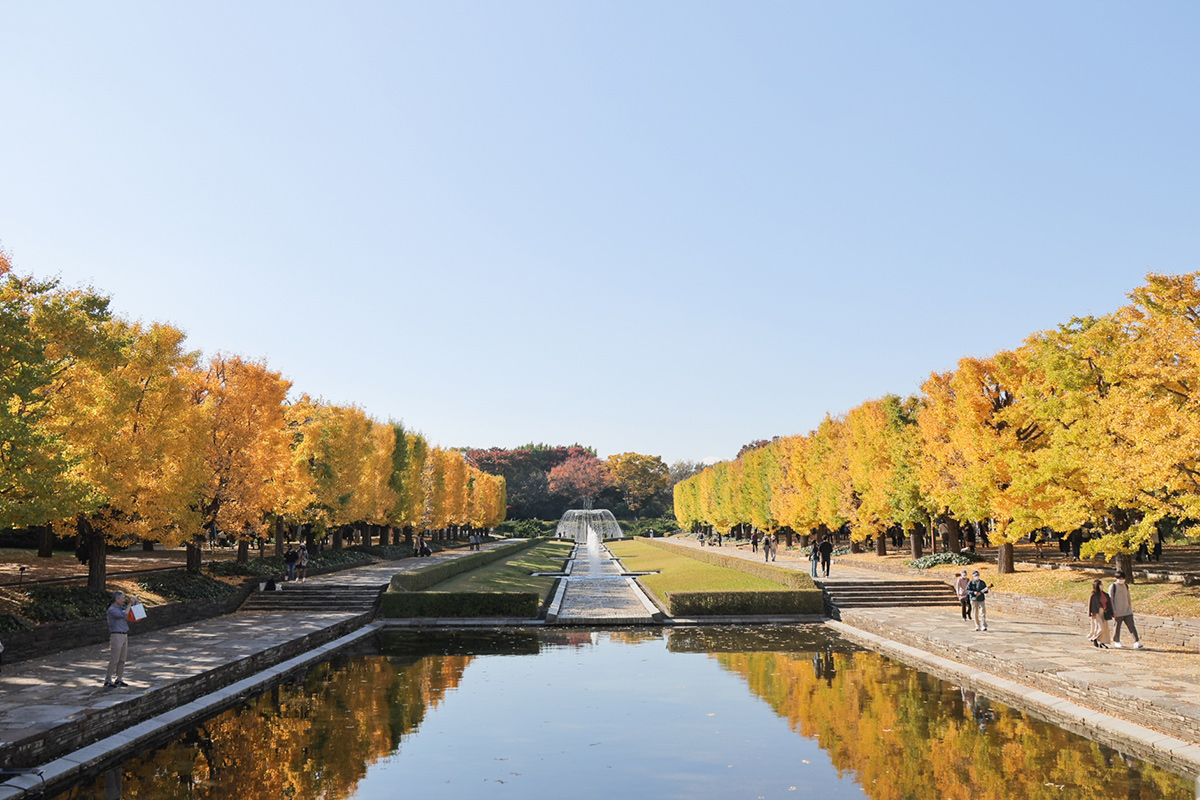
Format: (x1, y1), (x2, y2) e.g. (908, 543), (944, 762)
(58, 627), (1195, 799)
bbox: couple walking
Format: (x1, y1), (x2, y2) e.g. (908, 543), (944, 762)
(1089, 571), (1143, 649)
(954, 570), (989, 631)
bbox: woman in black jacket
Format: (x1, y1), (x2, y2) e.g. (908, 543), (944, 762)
(1088, 579), (1112, 648)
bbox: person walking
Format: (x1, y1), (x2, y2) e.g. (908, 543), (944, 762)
(104, 590), (141, 687)
(1109, 571), (1144, 649)
(1088, 579), (1112, 648)
(954, 570), (972, 621)
(808, 540), (820, 578)
(966, 570), (988, 631)
(297, 545), (309, 582)
(762, 533), (772, 562)
(750, 531), (759, 554)
(284, 545), (298, 581)
(818, 537), (833, 577)
(769, 533), (778, 562)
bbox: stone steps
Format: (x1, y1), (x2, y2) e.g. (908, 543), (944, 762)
(239, 584), (386, 614)
(821, 579), (958, 611)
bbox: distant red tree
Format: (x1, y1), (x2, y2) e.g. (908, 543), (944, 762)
(548, 454), (612, 504)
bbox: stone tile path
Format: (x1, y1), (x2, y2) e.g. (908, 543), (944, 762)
(549, 543), (658, 624)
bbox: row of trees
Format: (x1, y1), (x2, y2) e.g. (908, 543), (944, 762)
(466, 445), (675, 519)
(0, 250), (505, 587)
(676, 272), (1200, 575)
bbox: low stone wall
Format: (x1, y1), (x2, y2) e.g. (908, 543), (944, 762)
(839, 609), (1200, 752)
(2, 579), (259, 665)
(0, 612), (371, 770)
(838, 558), (1200, 650)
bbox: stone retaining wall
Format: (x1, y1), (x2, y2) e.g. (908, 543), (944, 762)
(2, 580), (259, 665)
(839, 609), (1200, 750)
(0, 612), (371, 770)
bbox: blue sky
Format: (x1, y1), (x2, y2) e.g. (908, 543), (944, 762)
(2, 3), (1198, 464)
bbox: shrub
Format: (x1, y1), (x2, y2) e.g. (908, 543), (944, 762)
(208, 549), (372, 577)
(22, 586), (111, 623)
(379, 591), (539, 618)
(0, 614), (30, 633)
(137, 571), (237, 601)
(350, 543), (415, 560)
(390, 540), (536, 592)
(907, 552), (985, 569)
(666, 590), (819, 616)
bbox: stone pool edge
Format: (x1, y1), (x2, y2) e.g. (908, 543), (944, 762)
(827, 620), (1200, 777)
(0, 623), (384, 800)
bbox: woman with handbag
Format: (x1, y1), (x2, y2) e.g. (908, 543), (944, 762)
(1088, 579), (1112, 648)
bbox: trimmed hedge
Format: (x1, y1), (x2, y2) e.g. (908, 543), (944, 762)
(647, 538), (818, 590)
(380, 591), (539, 618)
(389, 540), (537, 592)
(667, 590), (819, 616)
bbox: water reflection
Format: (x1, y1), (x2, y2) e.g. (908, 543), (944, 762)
(55, 628), (1194, 800)
(716, 647), (1193, 800)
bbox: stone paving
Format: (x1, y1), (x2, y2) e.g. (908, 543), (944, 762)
(549, 543), (658, 624)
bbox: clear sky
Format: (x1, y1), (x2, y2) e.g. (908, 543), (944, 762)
(2, 3), (1198, 465)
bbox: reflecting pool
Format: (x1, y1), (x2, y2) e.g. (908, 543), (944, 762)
(56, 627), (1195, 799)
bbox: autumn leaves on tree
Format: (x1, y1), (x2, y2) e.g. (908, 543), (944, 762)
(677, 272), (1200, 574)
(0, 251), (506, 587)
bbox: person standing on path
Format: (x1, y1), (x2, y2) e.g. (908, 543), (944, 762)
(297, 545), (309, 582)
(284, 545), (298, 581)
(105, 590), (140, 687)
(818, 537), (833, 577)
(954, 570), (971, 621)
(1109, 571), (1144, 649)
(808, 540), (820, 578)
(751, 531), (759, 554)
(1088, 579), (1112, 648)
(966, 570), (988, 631)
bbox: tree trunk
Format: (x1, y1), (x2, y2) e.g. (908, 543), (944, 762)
(910, 524), (924, 560)
(939, 516), (961, 554)
(237, 538), (250, 564)
(333, 527), (344, 550)
(998, 542), (1015, 574)
(142, 540), (154, 551)
(1116, 552), (1135, 583)
(849, 539), (861, 554)
(275, 516), (285, 557)
(83, 519), (107, 590)
(305, 526), (317, 552)
(37, 524), (54, 558)
(186, 541), (203, 573)
(875, 534), (887, 556)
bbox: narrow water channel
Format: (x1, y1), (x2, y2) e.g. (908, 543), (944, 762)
(56, 627), (1195, 799)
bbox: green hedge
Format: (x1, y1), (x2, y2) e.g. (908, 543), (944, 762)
(136, 571), (237, 601)
(379, 591), (539, 618)
(647, 538), (818, 590)
(22, 586), (111, 623)
(389, 540), (537, 592)
(667, 590), (819, 616)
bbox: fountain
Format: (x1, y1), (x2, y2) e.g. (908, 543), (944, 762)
(554, 508), (624, 543)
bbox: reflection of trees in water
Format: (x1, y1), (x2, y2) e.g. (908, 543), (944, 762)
(59, 654), (471, 800)
(716, 650), (1193, 800)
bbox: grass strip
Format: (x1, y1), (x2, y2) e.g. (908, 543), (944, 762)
(642, 537), (821, 591)
(431, 540), (573, 599)
(389, 540), (537, 592)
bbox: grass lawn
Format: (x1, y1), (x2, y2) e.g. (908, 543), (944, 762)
(430, 539), (574, 599)
(608, 538), (789, 597)
(840, 551), (1200, 618)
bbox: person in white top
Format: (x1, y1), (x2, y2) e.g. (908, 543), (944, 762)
(1108, 571), (1144, 649)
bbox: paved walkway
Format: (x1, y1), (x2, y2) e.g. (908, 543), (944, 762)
(549, 542), (657, 624)
(0, 541), (515, 776)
